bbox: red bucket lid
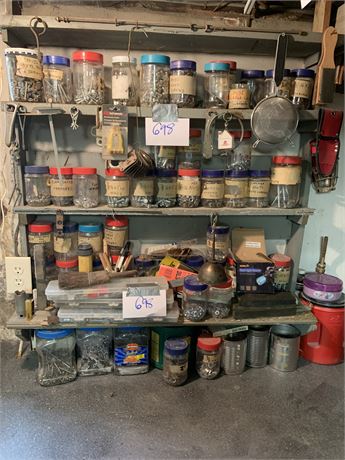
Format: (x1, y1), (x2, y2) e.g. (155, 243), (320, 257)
(72, 51), (103, 63)
(28, 222), (52, 233)
(105, 216), (128, 227)
(272, 156), (302, 165)
(72, 167), (97, 175)
(50, 167), (73, 175)
(190, 129), (202, 138)
(105, 168), (127, 177)
(178, 168), (200, 177)
(270, 253), (292, 268)
(56, 259), (78, 268)
(197, 337), (222, 351)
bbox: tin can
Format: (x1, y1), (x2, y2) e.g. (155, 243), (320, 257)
(246, 325), (270, 368)
(221, 332), (247, 375)
(269, 324), (300, 372)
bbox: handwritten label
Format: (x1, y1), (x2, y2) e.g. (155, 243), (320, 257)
(122, 289), (167, 318)
(145, 118), (189, 146)
(16, 55), (43, 80)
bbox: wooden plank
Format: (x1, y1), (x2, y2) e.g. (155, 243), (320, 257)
(313, 0), (332, 33)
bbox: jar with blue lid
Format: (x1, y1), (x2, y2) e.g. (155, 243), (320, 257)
(140, 54), (170, 106)
(206, 225), (230, 262)
(291, 68), (315, 109)
(36, 329), (77, 386)
(169, 60), (197, 107)
(24, 165), (51, 206)
(204, 62), (230, 108)
(78, 223), (103, 257)
(265, 68), (292, 99)
(224, 170), (249, 208)
(54, 221), (78, 261)
(156, 169), (177, 207)
(163, 338), (189, 386)
(241, 70), (265, 108)
(183, 275), (208, 322)
(43, 55), (73, 103)
(114, 327), (149, 375)
(201, 169), (224, 208)
(76, 328), (113, 376)
(185, 255), (205, 271)
(248, 170), (271, 207)
(134, 256), (156, 276)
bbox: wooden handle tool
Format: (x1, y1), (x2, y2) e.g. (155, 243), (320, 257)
(58, 269), (137, 289)
(316, 27), (338, 104)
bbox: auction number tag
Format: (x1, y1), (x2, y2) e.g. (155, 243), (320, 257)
(145, 117), (189, 146)
(122, 288), (167, 319)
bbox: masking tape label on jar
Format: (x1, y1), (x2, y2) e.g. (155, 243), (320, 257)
(271, 166), (301, 185)
(158, 146), (176, 159)
(224, 179), (248, 198)
(293, 79), (312, 99)
(51, 178), (73, 197)
(43, 69), (64, 81)
(178, 143), (202, 155)
(105, 179), (130, 197)
(169, 75), (196, 95)
(112, 74), (130, 100)
(104, 228), (127, 247)
(157, 180), (177, 198)
(132, 180), (154, 197)
(54, 236), (72, 253)
(274, 270), (290, 285)
(213, 76), (229, 92)
(279, 79), (292, 94)
(78, 234), (103, 253)
(229, 88), (250, 108)
(207, 239), (228, 251)
(177, 178), (201, 197)
(249, 178), (270, 198)
(28, 234), (51, 244)
(16, 55), (43, 80)
(201, 183), (224, 200)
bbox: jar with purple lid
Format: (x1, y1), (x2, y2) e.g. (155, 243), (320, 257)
(201, 169), (224, 208)
(156, 169), (177, 208)
(134, 256), (156, 276)
(224, 170), (248, 208)
(24, 165), (51, 206)
(169, 60), (196, 107)
(248, 170), (271, 207)
(291, 69), (315, 109)
(241, 70), (265, 108)
(183, 275), (208, 322)
(265, 68), (292, 99)
(303, 273), (343, 302)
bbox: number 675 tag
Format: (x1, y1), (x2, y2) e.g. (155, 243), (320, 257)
(122, 289), (167, 318)
(145, 118), (189, 146)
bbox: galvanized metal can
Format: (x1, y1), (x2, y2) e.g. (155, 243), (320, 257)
(269, 324), (301, 372)
(221, 332), (247, 375)
(246, 325), (270, 368)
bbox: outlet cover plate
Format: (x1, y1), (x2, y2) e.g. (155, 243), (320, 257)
(5, 257), (32, 294)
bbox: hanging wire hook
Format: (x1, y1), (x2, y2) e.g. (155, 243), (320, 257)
(29, 16), (48, 60)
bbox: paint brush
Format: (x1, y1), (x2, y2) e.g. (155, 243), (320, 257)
(317, 27), (338, 104)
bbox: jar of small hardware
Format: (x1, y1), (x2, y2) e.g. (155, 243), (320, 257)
(169, 60), (197, 108)
(163, 338), (189, 386)
(112, 56), (139, 106)
(114, 327), (150, 375)
(134, 256), (156, 276)
(24, 165), (51, 206)
(185, 255), (205, 271)
(270, 156), (302, 208)
(248, 170), (271, 208)
(201, 170), (224, 208)
(183, 275), (208, 322)
(55, 259), (78, 273)
(226, 131), (252, 171)
(196, 337), (222, 379)
(49, 167), (73, 206)
(270, 253), (292, 291)
(177, 129), (203, 169)
(177, 169), (201, 208)
(152, 146), (176, 170)
(140, 54), (170, 106)
(72, 51), (104, 104)
(208, 282), (233, 319)
(104, 216), (128, 253)
(228, 83), (250, 109)
(5, 47), (43, 102)
(54, 222), (78, 261)
(206, 225), (229, 262)
(224, 170), (248, 208)
(241, 70), (265, 108)
(36, 329), (77, 387)
(204, 62), (230, 108)
(291, 68), (315, 109)
(130, 174), (155, 207)
(265, 69), (292, 98)
(221, 332), (247, 375)
(78, 223), (103, 257)
(43, 55), (73, 103)
(77, 328), (113, 376)
(210, 60), (237, 87)
(78, 243), (93, 273)
(73, 167), (99, 208)
(156, 169), (177, 207)
(28, 222), (54, 264)
(105, 168), (130, 208)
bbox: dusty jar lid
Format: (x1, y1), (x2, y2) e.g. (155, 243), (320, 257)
(105, 216), (128, 228)
(56, 259), (78, 268)
(141, 54), (170, 65)
(197, 337), (221, 351)
(186, 255), (204, 268)
(184, 275), (208, 292)
(25, 165), (49, 174)
(50, 167), (73, 175)
(242, 70), (265, 79)
(291, 68), (315, 78)
(272, 156), (302, 165)
(54, 222), (78, 233)
(43, 55), (70, 66)
(270, 253), (292, 268)
(250, 170), (270, 178)
(164, 338), (189, 356)
(170, 60), (196, 71)
(5, 48), (38, 56)
(178, 168), (200, 177)
(202, 169), (224, 178)
(210, 60), (237, 70)
(72, 167), (97, 175)
(105, 168), (127, 177)
(112, 56), (137, 65)
(36, 329), (74, 339)
(28, 222), (52, 233)
(207, 225), (229, 235)
(204, 62), (229, 72)
(304, 273), (343, 293)
(156, 169), (177, 178)
(78, 243), (93, 256)
(78, 223), (102, 233)
(72, 51), (103, 63)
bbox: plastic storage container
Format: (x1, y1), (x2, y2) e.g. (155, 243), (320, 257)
(228, 83), (250, 109)
(163, 338), (189, 386)
(78, 223), (103, 256)
(270, 253), (292, 291)
(201, 170), (224, 208)
(140, 54), (170, 106)
(112, 56), (139, 106)
(77, 328), (113, 376)
(183, 275), (208, 322)
(24, 165), (51, 206)
(291, 69), (315, 109)
(270, 156), (302, 208)
(130, 175), (155, 207)
(72, 51), (104, 104)
(208, 283), (233, 318)
(49, 167), (73, 206)
(210, 60), (237, 86)
(56, 259), (78, 272)
(196, 337), (222, 379)
(156, 169), (177, 207)
(28, 222), (54, 264)
(177, 129), (203, 169)
(73, 167), (99, 208)
(151, 327), (196, 369)
(224, 170), (248, 208)
(221, 332), (247, 375)
(36, 329), (77, 386)
(204, 62), (230, 108)
(43, 55), (73, 103)
(269, 324), (300, 372)
(206, 225), (230, 262)
(227, 131), (252, 171)
(54, 222), (78, 260)
(105, 168), (130, 208)
(248, 170), (271, 207)
(241, 70), (265, 108)
(114, 327), (149, 375)
(303, 273), (343, 302)
(104, 216), (128, 252)
(246, 325), (270, 368)
(169, 60), (196, 108)
(134, 256), (156, 276)
(265, 68), (292, 98)
(177, 169), (201, 208)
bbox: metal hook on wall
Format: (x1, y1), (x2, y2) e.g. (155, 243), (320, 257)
(29, 16), (48, 60)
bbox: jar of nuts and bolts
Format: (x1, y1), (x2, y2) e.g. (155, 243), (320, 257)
(183, 275), (208, 322)
(169, 60), (197, 108)
(140, 54), (170, 106)
(196, 337), (222, 379)
(177, 169), (201, 208)
(201, 170), (225, 208)
(163, 338), (189, 386)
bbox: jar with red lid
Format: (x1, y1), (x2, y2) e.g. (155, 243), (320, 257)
(226, 131), (252, 171)
(56, 259), (78, 273)
(50, 167), (73, 206)
(196, 337), (222, 379)
(28, 222), (54, 264)
(73, 167), (99, 208)
(105, 168), (130, 208)
(177, 169), (201, 208)
(72, 51), (104, 104)
(270, 253), (292, 291)
(177, 129), (203, 169)
(269, 156), (302, 208)
(104, 216), (128, 253)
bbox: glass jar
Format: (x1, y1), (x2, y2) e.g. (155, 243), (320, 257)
(229, 83), (250, 109)
(54, 222), (78, 260)
(163, 338), (189, 386)
(183, 275), (208, 322)
(208, 282), (233, 318)
(134, 256), (156, 276)
(224, 170), (248, 208)
(36, 329), (77, 386)
(156, 169), (177, 207)
(152, 146), (176, 170)
(112, 56), (139, 106)
(196, 337), (222, 379)
(43, 55), (73, 103)
(265, 69), (292, 98)
(241, 70), (265, 108)
(270, 253), (292, 291)
(5, 47), (43, 102)
(206, 225), (230, 262)
(114, 327), (149, 375)
(28, 222), (54, 265)
(104, 216), (128, 252)
(72, 50), (104, 104)
(248, 170), (271, 207)
(185, 255), (205, 271)
(73, 167), (99, 208)
(204, 62), (230, 108)
(77, 328), (113, 376)
(226, 130), (252, 171)
(140, 54), (170, 106)
(177, 168), (201, 208)
(291, 69), (315, 109)
(24, 165), (51, 206)
(270, 156), (302, 208)
(130, 175), (155, 207)
(105, 168), (130, 208)
(169, 60), (196, 108)
(56, 258), (78, 272)
(201, 170), (224, 208)
(210, 60), (237, 87)
(177, 129), (203, 169)
(221, 332), (247, 375)
(49, 167), (73, 206)
(78, 223), (103, 256)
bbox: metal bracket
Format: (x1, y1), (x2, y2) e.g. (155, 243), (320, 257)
(55, 210), (64, 236)
(287, 215), (310, 226)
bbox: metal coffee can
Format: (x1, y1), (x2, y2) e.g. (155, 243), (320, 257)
(269, 324), (301, 372)
(246, 325), (270, 368)
(221, 332), (247, 375)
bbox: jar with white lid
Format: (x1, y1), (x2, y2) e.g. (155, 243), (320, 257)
(201, 170), (224, 208)
(56, 259), (78, 272)
(130, 174), (155, 207)
(265, 68), (292, 98)
(224, 170), (248, 208)
(105, 168), (130, 208)
(140, 54), (170, 106)
(28, 222), (54, 265)
(241, 70), (265, 108)
(54, 222), (78, 261)
(78, 223), (103, 256)
(183, 275), (208, 322)
(72, 50), (104, 104)
(248, 170), (271, 207)
(112, 56), (139, 106)
(156, 169), (177, 207)
(177, 169), (201, 208)
(24, 165), (51, 206)
(226, 130), (252, 171)
(169, 60), (196, 108)
(151, 146), (176, 170)
(204, 62), (230, 108)
(104, 216), (128, 252)
(43, 55), (73, 103)
(270, 156), (302, 208)
(77, 328), (113, 376)
(73, 167), (99, 208)
(210, 60), (237, 87)
(177, 129), (203, 169)
(228, 83), (250, 109)
(5, 47), (43, 102)
(270, 253), (292, 291)
(206, 225), (229, 262)
(291, 69), (315, 109)
(196, 337), (222, 379)
(49, 167), (73, 206)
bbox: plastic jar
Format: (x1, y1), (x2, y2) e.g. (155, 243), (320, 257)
(43, 55), (73, 103)
(221, 332), (247, 375)
(54, 222), (78, 260)
(201, 170), (224, 208)
(104, 216), (128, 252)
(270, 253), (292, 291)
(28, 222), (54, 264)
(163, 338), (189, 386)
(169, 60), (197, 108)
(24, 165), (51, 206)
(134, 256), (156, 276)
(248, 170), (271, 207)
(56, 258), (78, 272)
(186, 255), (205, 271)
(73, 167), (99, 208)
(270, 156), (302, 208)
(183, 275), (208, 322)
(105, 168), (130, 208)
(78, 223), (103, 256)
(227, 131), (252, 171)
(204, 62), (230, 108)
(112, 56), (139, 106)
(130, 175), (155, 207)
(152, 146), (176, 170)
(49, 167), (73, 206)
(241, 70), (265, 108)
(206, 225), (230, 262)
(177, 169), (201, 208)
(72, 51), (104, 104)
(156, 169), (177, 207)
(196, 337), (222, 379)
(5, 48), (43, 102)
(246, 325), (270, 368)
(224, 170), (248, 208)
(265, 69), (292, 98)
(114, 327), (149, 375)
(291, 69), (315, 109)
(78, 243), (93, 273)
(208, 282), (233, 319)
(36, 329), (77, 386)
(140, 54), (170, 106)
(77, 328), (113, 376)
(210, 60), (237, 87)
(228, 82), (250, 109)
(177, 129), (203, 169)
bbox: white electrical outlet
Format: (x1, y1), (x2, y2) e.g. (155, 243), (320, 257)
(5, 257), (32, 294)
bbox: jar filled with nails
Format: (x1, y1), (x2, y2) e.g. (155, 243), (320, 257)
(130, 174), (155, 207)
(201, 170), (225, 208)
(156, 169), (177, 207)
(177, 169), (201, 208)
(140, 54), (170, 106)
(196, 337), (222, 379)
(43, 55), (73, 103)
(105, 168), (130, 208)
(24, 165), (51, 207)
(76, 328), (113, 376)
(72, 51), (104, 104)
(169, 60), (197, 108)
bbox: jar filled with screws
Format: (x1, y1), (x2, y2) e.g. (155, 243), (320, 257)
(5, 47), (43, 102)
(206, 225), (229, 262)
(104, 216), (128, 253)
(227, 130), (252, 171)
(201, 169), (224, 208)
(224, 170), (249, 208)
(54, 222), (78, 261)
(43, 55), (73, 103)
(130, 174), (155, 207)
(28, 222), (54, 265)
(77, 328), (113, 376)
(151, 146), (176, 170)
(78, 223), (103, 257)
(36, 329), (77, 387)
(241, 70), (265, 108)
(114, 327), (149, 375)
(169, 60), (197, 108)
(177, 129), (203, 169)
(73, 167), (99, 208)
(204, 62), (230, 108)
(56, 258), (78, 272)
(140, 54), (170, 106)
(105, 168), (130, 208)
(270, 253), (292, 291)
(196, 337), (222, 379)
(49, 167), (73, 206)
(134, 256), (156, 276)
(291, 68), (315, 109)
(228, 83), (250, 109)
(183, 275), (208, 322)
(163, 338), (189, 386)
(156, 169), (177, 207)
(270, 156), (302, 208)
(248, 170), (271, 208)
(24, 165), (51, 206)
(112, 56), (139, 106)
(265, 69), (292, 98)
(72, 51), (104, 104)
(208, 282), (233, 319)
(177, 168), (201, 208)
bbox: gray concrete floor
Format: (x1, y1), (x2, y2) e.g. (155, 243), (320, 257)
(1, 340), (344, 460)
